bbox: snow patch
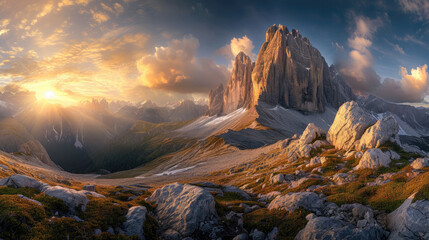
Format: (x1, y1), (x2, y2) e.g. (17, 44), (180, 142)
(74, 132), (83, 149)
(145, 163), (205, 177)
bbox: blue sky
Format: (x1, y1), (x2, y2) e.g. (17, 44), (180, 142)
(0, 0), (428, 105)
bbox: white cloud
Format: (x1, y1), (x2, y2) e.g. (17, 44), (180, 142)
(217, 35), (256, 61)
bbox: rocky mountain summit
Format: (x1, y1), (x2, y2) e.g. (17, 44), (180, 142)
(208, 24), (354, 115)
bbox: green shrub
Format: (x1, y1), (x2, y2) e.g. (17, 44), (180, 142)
(0, 186), (39, 197)
(0, 195), (46, 239)
(79, 198), (127, 231)
(34, 193), (69, 215)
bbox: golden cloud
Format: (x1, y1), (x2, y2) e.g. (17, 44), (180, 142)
(137, 36), (229, 93)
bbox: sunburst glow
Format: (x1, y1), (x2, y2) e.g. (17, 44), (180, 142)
(44, 91), (56, 99)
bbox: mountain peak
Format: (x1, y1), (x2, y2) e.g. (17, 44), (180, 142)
(266, 24), (289, 42)
(208, 24), (354, 115)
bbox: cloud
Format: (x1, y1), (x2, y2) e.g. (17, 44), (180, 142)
(396, 34), (426, 46)
(137, 36), (229, 93)
(376, 64), (428, 102)
(393, 44), (406, 54)
(90, 10), (110, 23)
(399, 0), (429, 21)
(217, 35), (256, 60)
(337, 16), (383, 93)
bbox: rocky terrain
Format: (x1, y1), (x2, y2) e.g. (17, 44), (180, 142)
(0, 100), (426, 239)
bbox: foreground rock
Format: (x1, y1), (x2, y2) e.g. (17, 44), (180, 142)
(387, 196), (429, 239)
(268, 192), (324, 214)
(295, 217), (388, 240)
(354, 149), (391, 170)
(280, 123), (329, 162)
(124, 206), (147, 240)
(357, 116), (399, 150)
(0, 174), (48, 190)
(0, 175), (105, 212)
(147, 182), (218, 237)
(328, 101), (377, 151)
(43, 186), (90, 212)
(410, 158), (429, 170)
(299, 123), (326, 145)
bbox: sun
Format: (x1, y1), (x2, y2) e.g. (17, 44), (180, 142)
(44, 91), (56, 99)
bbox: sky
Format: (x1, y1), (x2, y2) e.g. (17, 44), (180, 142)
(0, 0), (428, 106)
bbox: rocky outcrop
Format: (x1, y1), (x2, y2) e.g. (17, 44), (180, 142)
(268, 192), (325, 214)
(146, 182), (218, 237)
(207, 84), (224, 115)
(279, 123), (329, 163)
(43, 186), (89, 212)
(0, 174), (48, 190)
(0, 175), (104, 213)
(300, 123), (326, 145)
(223, 52), (254, 114)
(296, 216), (387, 240)
(357, 116), (399, 150)
(387, 196), (429, 239)
(327, 101), (376, 150)
(354, 149), (391, 170)
(19, 140), (60, 169)
(124, 206), (147, 240)
(410, 158), (429, 170)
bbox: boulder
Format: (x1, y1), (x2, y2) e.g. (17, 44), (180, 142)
(267, 192), (324, 214)
(358, 116), (399, 150)
(0, 174), (48, 191)
(270, 174), (284, 184)
(17, 194), (42, 206)
(354, 149), (391, 170)
(222, 185), (251, 200)
(295, 217), (388, 240)
(83, 185), (96, 192)
(124, 206), (147, 240)
(327, 101), (376, 151)
(146, 183), (218, 237)
(233, 233), (249, 240)
(306, 156), (327, 167)
(410, 158), (429, 170)
(43, 186), (89, 212)
(249, 229), (265, 240)
(387, 196), (429, 239)
(300, 123), (326, 145)
(331, 173), (356, 185)
(366, 173), (395, 186)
